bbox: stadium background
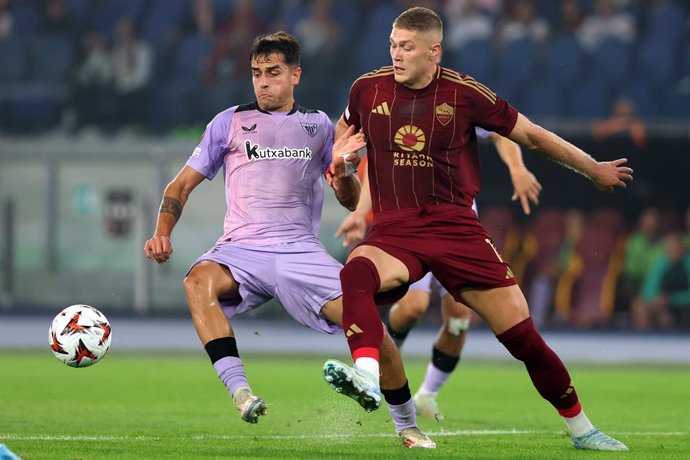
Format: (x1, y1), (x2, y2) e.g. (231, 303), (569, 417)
(0, 0), (689, 333)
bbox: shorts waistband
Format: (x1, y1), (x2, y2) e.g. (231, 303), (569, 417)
(373, 203), (471, 224)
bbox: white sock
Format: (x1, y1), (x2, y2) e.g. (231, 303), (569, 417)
(354, 357), (380, 386)
(563, 410), (594, 437)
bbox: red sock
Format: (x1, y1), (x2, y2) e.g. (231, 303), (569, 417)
(340, 257), (383, 360)
(497, 317), (579, 412)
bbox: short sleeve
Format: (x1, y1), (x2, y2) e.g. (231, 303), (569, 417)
(466, 78), (518, 138)
(185, 110), (233, 180)
(343, 80), (362, 130)
(320, 114), (335, 173)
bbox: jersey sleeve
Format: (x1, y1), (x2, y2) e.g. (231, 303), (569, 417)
(320, 113), (335, 173)
(466, 79), (518, 138)
(185, 109), (233, 180)
(342, 79), (362, 130)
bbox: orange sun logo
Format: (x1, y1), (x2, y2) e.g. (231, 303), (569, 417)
(394, 125), (426, 152)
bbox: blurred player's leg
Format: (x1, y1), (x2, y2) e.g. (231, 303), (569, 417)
(184, 261), (266, 423)
(414, 294), (470, 420)
(386, 290), (430, 347)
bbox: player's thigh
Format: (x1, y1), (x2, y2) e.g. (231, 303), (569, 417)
(348, 244), (412, 291)
(184, 260), (240, 299)
(441, 294), (471, 320)
(460, 284), (529, 335)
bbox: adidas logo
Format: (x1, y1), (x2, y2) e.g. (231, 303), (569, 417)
(346, 324), (363, 337)
(371, 102), (390, 116)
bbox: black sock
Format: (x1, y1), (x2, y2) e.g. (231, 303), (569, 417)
(382, 380), (412, 405)
(431, 346), (460, 373)
(204, 337), (239, 364)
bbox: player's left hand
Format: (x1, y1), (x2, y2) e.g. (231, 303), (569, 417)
(510, 167), (542, 215)
(590, 158), (634, 192)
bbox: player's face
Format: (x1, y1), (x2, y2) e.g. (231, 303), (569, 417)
(251, 53), (301, 112)
(389, 27), (440, 89)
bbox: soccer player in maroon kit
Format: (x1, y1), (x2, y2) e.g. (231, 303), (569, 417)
(323, 7), (632, 451)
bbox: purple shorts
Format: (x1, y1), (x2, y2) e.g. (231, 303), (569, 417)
(189, 238), (343, 334)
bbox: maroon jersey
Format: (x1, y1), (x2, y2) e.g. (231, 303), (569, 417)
(344, 66), (518, 215)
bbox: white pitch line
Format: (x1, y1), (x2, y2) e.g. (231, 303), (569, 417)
(1, 430), (686, 442)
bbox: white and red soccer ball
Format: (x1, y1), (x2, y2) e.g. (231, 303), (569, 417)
(49, 304), (112, 368)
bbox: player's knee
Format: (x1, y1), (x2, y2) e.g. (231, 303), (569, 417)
(340, 257), (381, 293)
(183, 268), (211, 299)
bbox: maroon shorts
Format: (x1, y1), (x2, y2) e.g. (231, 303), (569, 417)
(361, 203), (517, 305)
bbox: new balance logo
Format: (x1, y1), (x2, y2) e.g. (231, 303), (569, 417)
(371, 102), (390, 115)
(346, 324), (363, 337)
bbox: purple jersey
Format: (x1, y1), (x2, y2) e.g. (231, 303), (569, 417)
(186, 102), (335, 245)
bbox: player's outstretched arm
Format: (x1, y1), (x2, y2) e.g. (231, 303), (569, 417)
(508, 113), (633, 192)
(491, 132), (542, 215)
(144, 166), (205, 264)
(328, 122), (366, 211)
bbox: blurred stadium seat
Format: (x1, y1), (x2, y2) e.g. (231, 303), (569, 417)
(450, 38), (493, 83)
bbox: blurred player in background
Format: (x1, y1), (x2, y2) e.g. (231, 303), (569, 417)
(144, 31), (435, 448)
(323, 7), (632, 452)
(337, 129), (542, 421)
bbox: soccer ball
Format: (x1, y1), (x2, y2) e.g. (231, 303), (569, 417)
(49, 304), (112, 368)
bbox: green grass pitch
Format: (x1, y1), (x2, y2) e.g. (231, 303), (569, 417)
(1, 350), (688, 459)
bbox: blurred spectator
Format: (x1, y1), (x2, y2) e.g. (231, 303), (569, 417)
(497, 0), (549, 47)
(578, 0), (636, 51)
(293, 0), (343, 112)
(528, 209), (585, 327)
(0, 0), (13, 39)
(203, 0), (263, 87)
(591, 96), (647, 148)
(616, 208), (665, 320)
(294, 0), (340, 60)
(684, 207), (690, 250)
(39, 0), (73, 36)
(555, 0), (583, 36)
(631, 232), (690, 329)
(111, 17), (153, 130)
(177, 0), (215, 38)
(443, 0), (493, 51)
(69, 31), (113, 133)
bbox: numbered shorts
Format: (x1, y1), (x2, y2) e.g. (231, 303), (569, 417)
(189, 238), (343, 334)
(362, 203), (517, 305)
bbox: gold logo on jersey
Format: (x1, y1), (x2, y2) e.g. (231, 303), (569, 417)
(435, 103), (454, 125)
(371, 101), (390, 115)
(394, 125), (426, 152)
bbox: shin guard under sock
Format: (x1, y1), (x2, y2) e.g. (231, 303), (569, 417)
(497, 317), (579, 412)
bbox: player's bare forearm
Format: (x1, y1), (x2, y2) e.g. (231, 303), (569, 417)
(491, 132), (542, 214)
(509, 113), (633, 192)
(333, 175), (361, 211)
(145, 166), (205, 263)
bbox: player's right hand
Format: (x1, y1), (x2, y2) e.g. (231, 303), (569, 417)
(335, 212), (367, 247)
(144, 235), (173, 264)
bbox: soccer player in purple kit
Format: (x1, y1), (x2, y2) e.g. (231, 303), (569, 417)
(323, 7), (633, 451)
(144, 31), (435, 448)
